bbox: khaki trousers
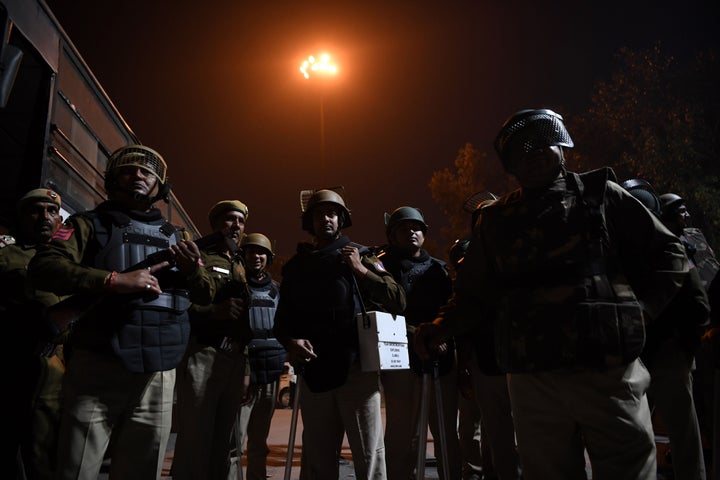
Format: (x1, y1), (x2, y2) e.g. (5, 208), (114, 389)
(56, 349), (174, 480)
(299, 361), (386, 480)
(508, 359), (656, 480)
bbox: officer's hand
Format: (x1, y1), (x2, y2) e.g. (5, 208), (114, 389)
(211, 297), (245, 321)
(110, 262), (168, 295)
(340, 246), (368, 277)
(170, 240), (202, 274)
(414, 322), (445, 360)
(287, 339), (317, 364)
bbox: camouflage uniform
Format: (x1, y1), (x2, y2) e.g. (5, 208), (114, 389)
(682, 227), (719, 290)
(437, 173), (687, 480)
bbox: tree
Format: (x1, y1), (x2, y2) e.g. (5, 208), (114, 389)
(428, 143), (515, 249)
(569, 44), (720, 247)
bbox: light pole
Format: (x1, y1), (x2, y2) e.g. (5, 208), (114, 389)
(300, 54), (337, 186)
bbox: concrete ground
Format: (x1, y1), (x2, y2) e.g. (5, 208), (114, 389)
(100, 407), (440, 480)
(98, 407), (680, 480)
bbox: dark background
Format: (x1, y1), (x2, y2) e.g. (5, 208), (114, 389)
(45, 0), (719, 260)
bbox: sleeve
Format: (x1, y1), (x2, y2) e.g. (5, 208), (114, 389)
(433, 232), (494, 338)
(605, 181), (689, 321)
(273, 274), (295, 348)
(182, 260), (215, 306)
(358, 253), (406, 314)
(28, 215), (109, 295)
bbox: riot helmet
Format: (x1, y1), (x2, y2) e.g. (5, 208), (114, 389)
(659, 192), (690, 233)
(659, 193), (685, 212)
(104, 145), (170, 203)
(620, 178), (662, 217)
(240, 232), (274, 265)
(494, 109), (574, 169)
(301, 189), (352, 234)
(384, 206), (427, 240)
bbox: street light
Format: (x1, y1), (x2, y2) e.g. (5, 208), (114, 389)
(299, 54), (337, 186)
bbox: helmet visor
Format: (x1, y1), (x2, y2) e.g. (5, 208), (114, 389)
(107, 146), (167, 183)
(495, 111), (574, 165)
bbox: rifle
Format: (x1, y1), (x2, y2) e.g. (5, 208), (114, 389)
(36, 230), (226, 357)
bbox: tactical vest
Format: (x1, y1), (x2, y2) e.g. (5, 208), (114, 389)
(381, 248), (454, 375)
(481, 169), (645, 372)
(246, 276), (285, 384)
(87, 210), (191, 373)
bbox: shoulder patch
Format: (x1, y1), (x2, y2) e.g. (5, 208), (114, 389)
(0, 234), (15, 248)
(52, 227), (74, 241)
(373, 261), (386, 272)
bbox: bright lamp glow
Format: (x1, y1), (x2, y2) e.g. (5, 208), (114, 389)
(300, 53), (338, 79)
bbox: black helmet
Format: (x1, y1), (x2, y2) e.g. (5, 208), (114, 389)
(384, 206), (427, 240)
(301, 189), (352, 234)
(659, 193), (684, 212)
(494, 109), (574, 168)
(621, 178), (662, 217)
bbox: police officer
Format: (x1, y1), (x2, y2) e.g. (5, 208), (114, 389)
(3, 188), (64, 479)
(234, 233), (286, 480)
(623, 178), (709, 480)
(416, 109), (688, 480)
(28, 145), (214, 480)
(173, 200), (251, 480)
(660, 192), (719, 290)
(273, 189), (406, 480)
(659, 193), (720, 449)
(451, 197), (521, 480)
(377, 206), (460, 480)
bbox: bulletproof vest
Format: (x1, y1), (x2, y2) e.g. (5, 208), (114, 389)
(87, 211), (191, 373)
(381, 247), (454, 375)
(246, 277), (286, 384)
(481, 169), (645, 372)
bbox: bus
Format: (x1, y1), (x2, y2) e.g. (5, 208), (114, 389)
(0, 0), (199, 236)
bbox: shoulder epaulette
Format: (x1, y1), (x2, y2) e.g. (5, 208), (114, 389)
(0, 234), (16, 248)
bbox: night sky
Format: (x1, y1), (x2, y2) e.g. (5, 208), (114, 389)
(45, 0), (719, 260)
